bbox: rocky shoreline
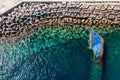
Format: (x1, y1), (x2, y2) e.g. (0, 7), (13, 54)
(0, 1), (120, 39)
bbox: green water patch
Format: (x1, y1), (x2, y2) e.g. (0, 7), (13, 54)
(12, 38), (91, 80)
(1, 24), (120, 80)
(0, 24), (91, 80)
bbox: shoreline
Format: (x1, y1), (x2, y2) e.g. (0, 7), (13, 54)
(0, 1), (120, 42)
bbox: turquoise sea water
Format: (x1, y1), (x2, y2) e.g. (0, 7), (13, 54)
(1, 24), (120, 80)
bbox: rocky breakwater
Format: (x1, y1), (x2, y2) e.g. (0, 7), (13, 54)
(0, 1), (120, 41)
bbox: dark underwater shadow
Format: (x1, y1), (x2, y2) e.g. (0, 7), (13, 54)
(102, 30), (120, 80)
(54, 38), (92, 80)
(3, 38), (92, 80)
(101, 43), (108, 80)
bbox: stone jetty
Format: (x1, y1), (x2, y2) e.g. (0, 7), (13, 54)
(0, 1), (120, 38)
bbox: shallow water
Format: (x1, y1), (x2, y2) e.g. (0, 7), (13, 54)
(1, 25), (120, 80)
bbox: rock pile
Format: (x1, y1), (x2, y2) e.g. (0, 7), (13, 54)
(0, 1), (120, 37)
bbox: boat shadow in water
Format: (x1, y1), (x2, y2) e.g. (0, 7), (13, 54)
(102, 43), (109, 80)
(102, 30), (120, 80)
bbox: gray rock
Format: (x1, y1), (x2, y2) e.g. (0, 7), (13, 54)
(6, 28), (12, 31)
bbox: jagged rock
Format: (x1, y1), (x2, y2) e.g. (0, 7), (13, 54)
(6, 28), (12, 31)
(95, 5), (101, 10)
(10, 30), (17, 34)
(107, 14), (115, 20)
(65, 12), (71, 16)
(89, 14), (96, 19)
(0, 1), (120, 38)
(0, 29), (2, 32)
(114, 5), (120, 11)
(82, 14), (89, 19)
(116, 15), (120, 21)
(76, 13), (80, 18)
(96, 15), (103, 20)
(71, 13), (76, 17)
